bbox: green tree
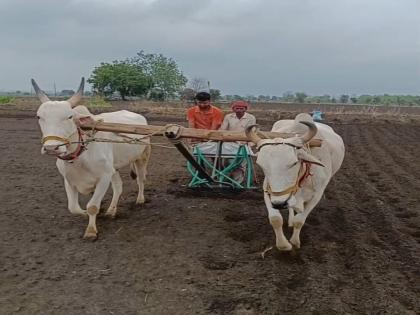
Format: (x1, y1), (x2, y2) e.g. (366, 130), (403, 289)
(372, 95), (381, 104)
(315, 94), (331, 103)
(131, 51), (187, 99)
(295, 92), (307, 103)
(339, 94), (349, 104)
(88, 62), (151, 100)
(358, 95), (372, 104)
(148, 88), (165, 101)
(61, 89), (75, 96)
(282, 91), (294, 102)
(88, 62), (114, 96)
(350, 97), (358, 104)
(209, 89), (221, 101)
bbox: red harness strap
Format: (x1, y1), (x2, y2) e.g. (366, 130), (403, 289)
(264, 161), (313, 197)
(57, 128), (86, 161)
(298, 161), (312, 187)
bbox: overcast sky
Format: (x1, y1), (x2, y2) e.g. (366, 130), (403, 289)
(1, 0), (419, 95)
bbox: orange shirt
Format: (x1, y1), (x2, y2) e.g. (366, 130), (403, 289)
(187, 105), (224, 130)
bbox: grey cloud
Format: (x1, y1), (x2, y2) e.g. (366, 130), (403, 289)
(0, 0), (419, 95)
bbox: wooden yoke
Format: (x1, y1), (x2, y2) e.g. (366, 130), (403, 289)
(79, 120), (322, 147)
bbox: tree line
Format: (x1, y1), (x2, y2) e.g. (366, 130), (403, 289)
(6, 50), (419, 106)
(88, 51), (420, 106)
(222, 93), (420, 106)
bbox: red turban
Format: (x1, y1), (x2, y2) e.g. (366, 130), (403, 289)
(231, 100), (249, 110)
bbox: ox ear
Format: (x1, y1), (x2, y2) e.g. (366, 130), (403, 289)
(297, 150), (325, 167)
(73, 108), (94, 127)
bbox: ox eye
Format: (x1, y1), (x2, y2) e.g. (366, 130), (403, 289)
(68, 115), (73, 119)
(36, 115), (40, 119)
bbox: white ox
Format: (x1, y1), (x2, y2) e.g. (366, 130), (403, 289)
(32, 78), (150, 240)
(246, 113), (345, 250)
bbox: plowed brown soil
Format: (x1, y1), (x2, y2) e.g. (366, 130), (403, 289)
(0, 106), (419, 315)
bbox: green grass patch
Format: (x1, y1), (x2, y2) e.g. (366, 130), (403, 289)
(0, 96), (15, 105)
(86, 96), (111, 108)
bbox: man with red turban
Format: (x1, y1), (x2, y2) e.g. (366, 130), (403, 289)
(219, 100), (256, 131)
(219, 100), (257, 184)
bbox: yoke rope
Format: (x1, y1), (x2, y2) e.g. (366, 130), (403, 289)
(77, 121), (188, 149)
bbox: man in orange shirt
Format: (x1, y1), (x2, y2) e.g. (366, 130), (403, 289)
(187, 92), (223, 130)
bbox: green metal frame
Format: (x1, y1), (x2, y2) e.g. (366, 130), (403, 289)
(187, 142), (256, 189)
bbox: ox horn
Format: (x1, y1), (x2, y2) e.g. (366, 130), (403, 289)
(31, 79), (50, 103)
(299, 121), (317, 144)
(245, 124), (263, 144)
(67, 77), (85, 107)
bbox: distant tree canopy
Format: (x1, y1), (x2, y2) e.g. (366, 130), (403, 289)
(130, 51), (187, 99)
(222, 93), (420, 106)
(88, 51), (187, 100)
(339, 94), (349, 104)
(60, 89), (75, 96)
(180, 87), (221, 102)
(216, 92), (420, 106)
(88, 62), (151, 100)
(209, 89), (221, 101)
(294, 92), (307, 103)
(148, 88), (165, 101)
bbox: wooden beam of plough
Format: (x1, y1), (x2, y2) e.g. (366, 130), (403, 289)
(80, 120), (322, 147)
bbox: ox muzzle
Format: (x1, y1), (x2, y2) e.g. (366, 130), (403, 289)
(42, 143), (67, 156)
(41, 135), (71, 155)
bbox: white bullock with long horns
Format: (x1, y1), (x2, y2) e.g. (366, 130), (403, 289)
(32, 78), (151, 240)
(246, 113), (345, 250)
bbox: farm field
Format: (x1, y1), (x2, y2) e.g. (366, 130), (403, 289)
(0, 103), (419, 314)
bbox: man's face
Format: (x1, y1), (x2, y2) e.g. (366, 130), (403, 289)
(197, 100), (211, 109)
(233, 106), (247, 115)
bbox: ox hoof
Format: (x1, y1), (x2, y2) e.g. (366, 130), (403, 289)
(83, 232), (97, 241)
(290, 242), (301, 249)
(136, 198), (145, 205)
(277, 242), (293, 251)
(105, 206), (117, 218)
(83, 227), (97, 241)
(290, 238), (301, 249)
(104, 211), (117, 219)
